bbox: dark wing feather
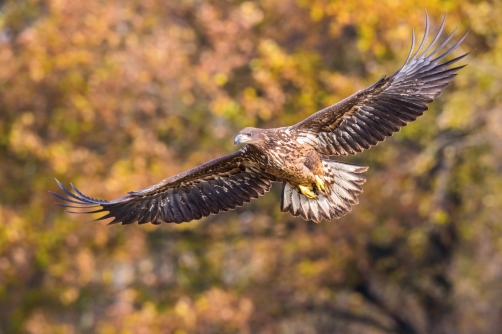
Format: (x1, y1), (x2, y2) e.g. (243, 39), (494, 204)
(291, 14), (469, 156)
(51, 148), (275, 225)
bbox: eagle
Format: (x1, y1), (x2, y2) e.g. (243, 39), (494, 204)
(53, 15), (468, 224)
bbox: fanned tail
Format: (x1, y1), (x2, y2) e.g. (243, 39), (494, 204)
(281, 160), (368, 222)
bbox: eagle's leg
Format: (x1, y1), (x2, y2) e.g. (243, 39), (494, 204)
(299, 184), (317, 199)
(314, 175), (325, 192)
(302, 151), (325, 197)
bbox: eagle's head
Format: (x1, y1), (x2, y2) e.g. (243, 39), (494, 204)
(234, 127), (264, 145)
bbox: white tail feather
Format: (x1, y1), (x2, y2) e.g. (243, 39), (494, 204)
(281, 160), (368, 223)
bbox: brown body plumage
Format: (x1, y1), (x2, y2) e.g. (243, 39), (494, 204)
(240, 127), (323, 187)
(53, 14), (469, 224)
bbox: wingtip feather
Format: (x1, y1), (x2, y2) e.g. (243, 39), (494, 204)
(412, 11), (429, 60)
(419, 13), (447, 58)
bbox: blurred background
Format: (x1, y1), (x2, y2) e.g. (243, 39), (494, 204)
(0, 0), (501, 333)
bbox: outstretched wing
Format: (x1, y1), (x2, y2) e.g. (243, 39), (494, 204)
(292, 14), (469, 156)
(52, 148), (275, 225)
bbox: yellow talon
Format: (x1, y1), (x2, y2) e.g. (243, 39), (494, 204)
(315, 175), (326, 192)
(299, 184), (317, 199)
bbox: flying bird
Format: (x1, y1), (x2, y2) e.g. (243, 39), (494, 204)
(53, 15), (468, 224)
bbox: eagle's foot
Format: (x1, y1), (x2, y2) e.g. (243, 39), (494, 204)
(314, 175), (326, 192)
(299, 184), (317, 199)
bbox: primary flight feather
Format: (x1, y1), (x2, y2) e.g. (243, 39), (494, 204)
(52, 14), (469, 224)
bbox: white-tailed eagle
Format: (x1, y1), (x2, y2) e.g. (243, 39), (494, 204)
(52, 15), (468, 224)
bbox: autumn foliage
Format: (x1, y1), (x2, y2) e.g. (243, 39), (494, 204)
(1, 0), (501, 333)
